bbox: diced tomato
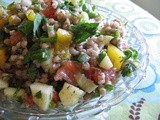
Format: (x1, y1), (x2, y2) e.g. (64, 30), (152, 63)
(25, 95), (34, 106)
(52, 91), (59, 107)
(54, 61), (81, 85)
(42, 6), (56, 19)
(44, 0), (52, 5)
(10, 31), (24, 46)
(84, 67), (100, 83)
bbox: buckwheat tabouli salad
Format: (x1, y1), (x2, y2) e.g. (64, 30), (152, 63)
(0, 0), (139, 111)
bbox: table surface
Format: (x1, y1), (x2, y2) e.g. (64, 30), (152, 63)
(0, 0), (160, 120)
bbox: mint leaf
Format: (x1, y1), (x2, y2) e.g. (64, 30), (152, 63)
(18, 20), (33, 36)
(33, 13), (44, 37)
(71, 22), (99, 44)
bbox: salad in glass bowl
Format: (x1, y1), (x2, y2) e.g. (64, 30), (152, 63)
(0, 0), (149, 119)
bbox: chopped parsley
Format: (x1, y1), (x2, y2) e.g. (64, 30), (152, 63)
(105, 84), (114, 91)
(71, 22), (99, 44)
(35, 91), (42, 99)
(121, 62), (137, 77)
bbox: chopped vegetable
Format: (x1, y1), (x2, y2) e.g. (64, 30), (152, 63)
(35, 91), (42, 99)
(82, 4), (99, 18)
(77, 53), (90, 63)
(26, 63), (39, 81)
(25, 10), (36, 21)
(42, 6), (56, 18)
(39, 36), (56, 43)
(105, 84), (114, 91)
(30, 82), (53, 111)
(59, 82), (85, 106)
(33, 13), (44, 37)
(97, 50), (106, 64)
(4, 87), (25, 99)
(75, 73), (98, 93)
(112, 29), (121, 38)
(0, 73), (9, 89)
(107, 44), (125, 70)
(10, 31), (24, 46)
(18, 20), (33, 36)
(71, 22), (99, 44)
(0, 30), (7, 41)
(121, 62), (137, 77)
(24, 48), (51, 64)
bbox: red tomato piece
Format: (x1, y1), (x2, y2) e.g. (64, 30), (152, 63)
(25, 95), (34, 106)
(52, 91), (59, 106)
(10, 31), (24, 46)
(54, 61), (81, 85)
(42, 6), (56, 18)
(84, 67), (100, 83)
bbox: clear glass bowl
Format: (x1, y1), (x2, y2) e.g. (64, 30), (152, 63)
(0, 6), (149, 120)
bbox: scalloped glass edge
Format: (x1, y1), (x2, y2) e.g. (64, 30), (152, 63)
(0, 6), (149, 120)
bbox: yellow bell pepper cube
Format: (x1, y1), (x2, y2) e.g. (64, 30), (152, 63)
(107, 44), (125, 70)
(25, 10), (36, 21)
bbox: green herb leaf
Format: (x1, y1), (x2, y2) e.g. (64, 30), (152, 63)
(105, 84), (114, 91)
(59, 1), (76, 11)
(97, 50), (106, 63)
(121, 62), (137, 77)
(130, 48), (138, 60)
(33, 13), (44, 37)
(123, 49), (132, 62)
(123, 48), (139, 62)
(17, 96), (23, 104)
(82, 4), (99, 18)
(39, 35), (56, 43)
(35, 91), (42, 99)
(49, 101), (56, 109)
(13, 88), (21, 97)
(24, 42), (48, 64)
(71, 22), (99, 44)
(27, 63), (39, 81)
(112, 29), (120, 38)
(18, 20), (33, 36)
(0, 30), (7, 42)
(77, 53), (90, 63)
(31, 48), (51, 62)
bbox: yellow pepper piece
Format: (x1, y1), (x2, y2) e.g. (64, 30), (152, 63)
(25, 10), (36, 21)
(0, 48), (7, 69)
(55, 28), (73, 52)
(54, 29), (73, 59)
(56, 28), (73, 44)
(107, 44), (125, 70)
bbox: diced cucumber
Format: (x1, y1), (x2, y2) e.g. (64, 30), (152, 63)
(80, 11), (89, 22)
(0, 78), (8, 89)
(102, 35), (114, 45)
(4, 87), (25, 99)
(0, 73), (9, 89)
(75, 73), (98, 93)
(30, 82), (53, 111)
(59, 82), (85, 107)
(99, 54), (113, 70)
